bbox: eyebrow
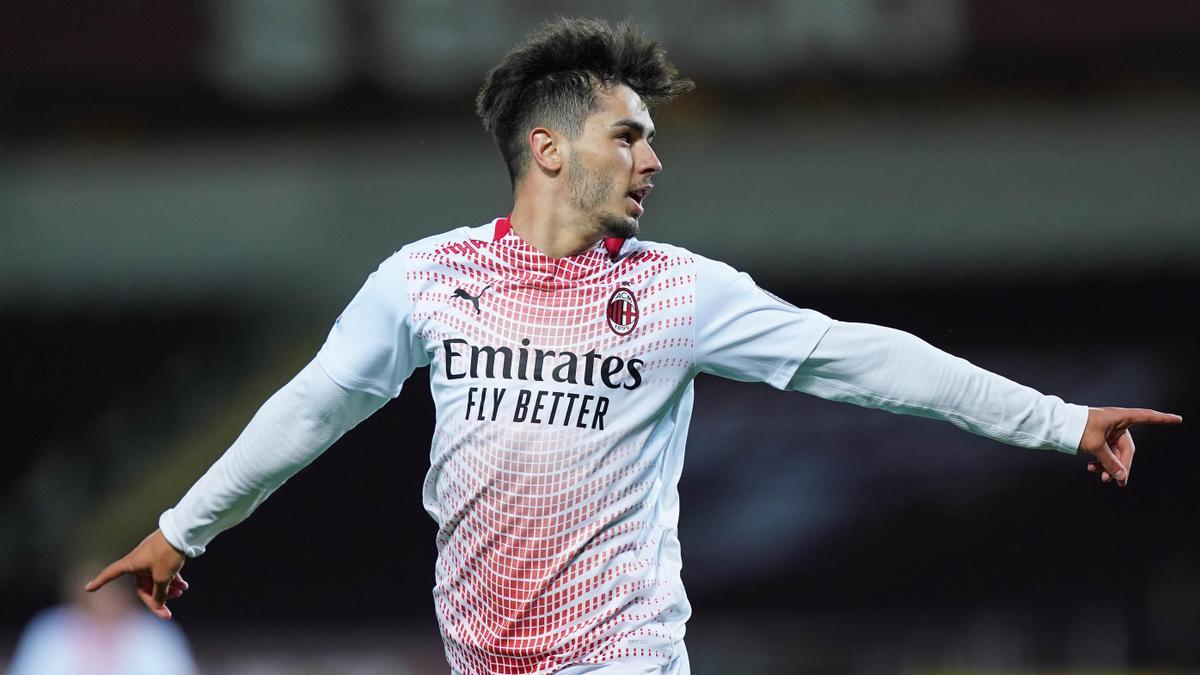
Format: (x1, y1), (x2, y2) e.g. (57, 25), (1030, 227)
(612, 119), (655, 141)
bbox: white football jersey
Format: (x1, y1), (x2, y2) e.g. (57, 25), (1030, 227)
(317, 217), (833, 673)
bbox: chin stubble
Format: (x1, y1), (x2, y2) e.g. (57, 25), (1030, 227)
(597, 213), (637, 238)
(567, 160), (638, 239)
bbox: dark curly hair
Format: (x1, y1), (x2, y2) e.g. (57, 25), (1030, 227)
(476, 17), (693, 186)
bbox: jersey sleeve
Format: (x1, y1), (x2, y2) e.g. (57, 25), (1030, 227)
(316, 252), (430, 398)
(693, 256), (834, 388)
(788, 321), (1089, 453)
(158, 359), (389, 557)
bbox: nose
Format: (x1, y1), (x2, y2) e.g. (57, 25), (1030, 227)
(637, 143), (662, 177)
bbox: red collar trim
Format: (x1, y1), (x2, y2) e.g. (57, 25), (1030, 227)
(603, 237), (626, 259)
(493, 216), (626, 260)
(493, 216), (512, 241)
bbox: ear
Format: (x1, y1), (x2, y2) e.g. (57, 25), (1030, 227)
(528, 127), (562, 173)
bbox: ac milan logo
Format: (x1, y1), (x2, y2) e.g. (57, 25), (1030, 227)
(606, 287), (639, 336)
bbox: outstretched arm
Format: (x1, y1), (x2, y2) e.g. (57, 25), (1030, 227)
(689, 259), (1182, 483)
(789, 321), (1181, 484)
(85, 358), (389, 618)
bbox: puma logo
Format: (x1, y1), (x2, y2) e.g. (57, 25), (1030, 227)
(453, 285), (491, 314)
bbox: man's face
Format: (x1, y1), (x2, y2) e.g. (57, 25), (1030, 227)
(565, 84), (662, 239)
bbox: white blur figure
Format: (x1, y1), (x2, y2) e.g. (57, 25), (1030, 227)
(7, 559), (198, 675)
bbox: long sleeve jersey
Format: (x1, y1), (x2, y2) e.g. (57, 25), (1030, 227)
(160, 217), (1087, 675)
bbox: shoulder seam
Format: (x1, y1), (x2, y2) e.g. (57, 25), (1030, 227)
(397, 224), (483, 255)
(630, 239), (697, 260)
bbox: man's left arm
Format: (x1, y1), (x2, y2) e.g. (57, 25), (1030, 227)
(789, 321), (1182, 486)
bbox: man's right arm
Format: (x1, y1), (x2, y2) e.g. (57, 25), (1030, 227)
(85, 358), (389, 618)
(88, 251), (425, 618)
(159, 358), (389, 556)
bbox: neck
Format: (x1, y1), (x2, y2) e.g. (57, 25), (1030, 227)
(508, 189), (602, 259)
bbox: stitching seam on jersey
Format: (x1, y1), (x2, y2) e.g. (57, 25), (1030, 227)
(316, 356), (399, 399)
(769, 319), (835, 389)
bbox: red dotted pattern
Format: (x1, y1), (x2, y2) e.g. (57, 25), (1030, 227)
(408, 225), (696, 673)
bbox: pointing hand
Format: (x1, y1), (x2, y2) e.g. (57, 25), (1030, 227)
(1079, 407), (1182, 487)
(84, 529), (188, 620)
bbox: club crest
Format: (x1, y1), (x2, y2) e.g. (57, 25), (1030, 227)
(606, 287), (639, 336)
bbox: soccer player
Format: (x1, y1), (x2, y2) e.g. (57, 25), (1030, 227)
(85, 18), (1182, 675)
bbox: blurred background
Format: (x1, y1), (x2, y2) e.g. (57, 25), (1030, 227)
(2, 1), (1198, 673)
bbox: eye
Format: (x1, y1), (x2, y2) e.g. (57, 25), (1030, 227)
(616, 133), (632, 145)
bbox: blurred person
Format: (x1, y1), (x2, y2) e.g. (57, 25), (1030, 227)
(8, 558), (197, 675)
(84, 18), (1182, 675)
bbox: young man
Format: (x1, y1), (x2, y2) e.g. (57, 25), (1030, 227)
(87, 18), (1181, 675)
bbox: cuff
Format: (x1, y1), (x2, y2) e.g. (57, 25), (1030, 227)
(1051, 403), (1090, 455)
(158, 509), (205, 558)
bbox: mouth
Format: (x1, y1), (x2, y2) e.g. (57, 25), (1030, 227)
(626, 185), (653, 216)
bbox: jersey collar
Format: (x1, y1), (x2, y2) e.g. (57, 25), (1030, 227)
(493, 216), (630, 262)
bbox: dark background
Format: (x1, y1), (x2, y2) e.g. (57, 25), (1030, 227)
(2, 2), (1197, 672)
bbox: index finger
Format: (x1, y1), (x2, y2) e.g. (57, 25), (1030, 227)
(83, 558), (131, 592)
(1121, 409), (1183, 426)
